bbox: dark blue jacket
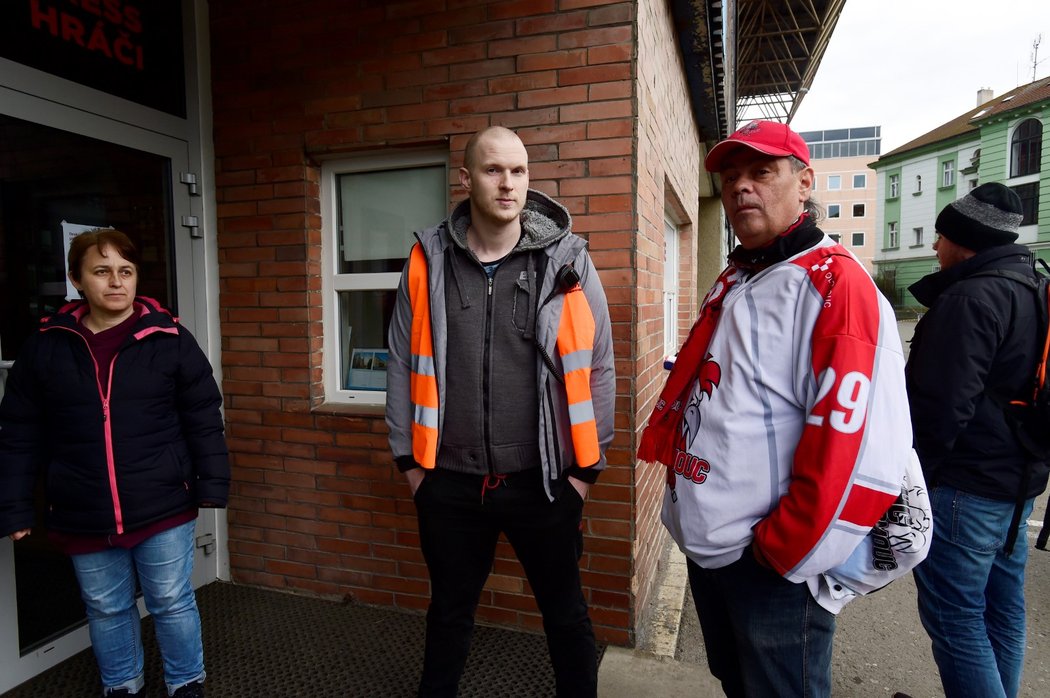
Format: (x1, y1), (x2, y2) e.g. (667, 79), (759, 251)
(906, 244), (1048, 500)
(0, 297), (229, 537)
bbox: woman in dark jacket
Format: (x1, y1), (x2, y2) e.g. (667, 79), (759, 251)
(0, 229), (229, 698)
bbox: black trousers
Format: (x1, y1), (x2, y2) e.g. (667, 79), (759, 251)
(414, 468), (597, 698)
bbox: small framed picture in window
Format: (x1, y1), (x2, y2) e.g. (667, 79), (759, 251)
(346, 348), (388, 390)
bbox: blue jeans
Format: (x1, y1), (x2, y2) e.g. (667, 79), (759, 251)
(914, 486), (1034, 698)
(686, 549), (835, 697)
(71, 519), (205, 696)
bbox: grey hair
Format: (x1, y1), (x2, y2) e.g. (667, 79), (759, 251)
(788, 155), (824, 223)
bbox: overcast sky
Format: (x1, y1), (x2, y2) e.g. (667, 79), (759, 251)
(790, 0), (1050, 152)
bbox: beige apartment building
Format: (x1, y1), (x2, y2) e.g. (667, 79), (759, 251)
(800, 127), (881, 272)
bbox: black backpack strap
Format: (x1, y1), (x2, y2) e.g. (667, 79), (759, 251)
(970, 266), (1048, 554)
(969, 267), (1039, 290)
(1037, 503), (1050, 550)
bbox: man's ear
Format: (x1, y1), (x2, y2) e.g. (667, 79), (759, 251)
(798, 166), (815, 199)
(458, 166), (471, 193)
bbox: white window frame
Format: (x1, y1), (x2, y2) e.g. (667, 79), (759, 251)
(915, 175), (922, 193)
(827, 174), (841, 191)
(852, 173), (866, 189)
(888, 222), (899, 248)
(913, 226), (924, 246)
(852, 203), (865, 218)
(851, 232), (865, 247)
(663, 212), (680, 357)
(942, 160), (955, 187)
(827, 203), (841, 218)
(320, 149), (449, 406)
(889, 174), (900, 198)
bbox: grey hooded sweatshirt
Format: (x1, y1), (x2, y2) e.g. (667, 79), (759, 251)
(385, 189), (616, 498)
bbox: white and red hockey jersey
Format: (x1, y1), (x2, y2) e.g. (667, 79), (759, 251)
(661, 237), (921, 613)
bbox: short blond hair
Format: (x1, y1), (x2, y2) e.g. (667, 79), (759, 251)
(462, 126), (521, 170)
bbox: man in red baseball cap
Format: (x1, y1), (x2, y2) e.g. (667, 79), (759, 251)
(704, 120), (814, 251)
(639, 119), (922, 696)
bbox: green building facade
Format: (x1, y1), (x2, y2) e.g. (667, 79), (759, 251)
(871, 78), (1049, 312)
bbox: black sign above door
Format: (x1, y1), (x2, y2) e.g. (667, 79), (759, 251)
(0, 1), (186, 118)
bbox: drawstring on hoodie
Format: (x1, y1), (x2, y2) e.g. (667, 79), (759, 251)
(522, 251), (537, 340)
(481, 473), (506, 501)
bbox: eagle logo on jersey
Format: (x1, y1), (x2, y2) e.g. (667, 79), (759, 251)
(667, 354), (722, 501)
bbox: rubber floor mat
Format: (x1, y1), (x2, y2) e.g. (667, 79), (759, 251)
(2, 581), (604, 697)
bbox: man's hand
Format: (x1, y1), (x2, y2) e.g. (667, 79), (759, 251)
(9, 529), (30, 541)
(568, 476), (590, 501)
(405, 468), (425, 495)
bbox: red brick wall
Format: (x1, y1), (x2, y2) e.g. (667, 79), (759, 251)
(209, 0), (645, 645)
(633, 0), (701, 626)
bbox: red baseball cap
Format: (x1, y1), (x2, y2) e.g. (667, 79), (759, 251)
(704, 120), (811, 172)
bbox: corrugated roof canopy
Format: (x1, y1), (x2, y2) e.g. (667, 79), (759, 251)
(734, 0), (847, 124)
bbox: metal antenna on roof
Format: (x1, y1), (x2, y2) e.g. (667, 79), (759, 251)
(1033, 34), (1044, 83)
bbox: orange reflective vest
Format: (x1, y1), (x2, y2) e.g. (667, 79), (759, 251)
(405, 243), (600, 469)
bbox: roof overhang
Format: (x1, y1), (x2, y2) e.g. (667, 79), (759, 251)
(673, 0), (847, 141)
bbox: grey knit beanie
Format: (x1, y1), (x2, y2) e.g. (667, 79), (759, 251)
(935, 182), (1023, 251)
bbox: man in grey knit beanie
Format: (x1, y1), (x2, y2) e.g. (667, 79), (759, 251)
(905, 180), (1046, 697)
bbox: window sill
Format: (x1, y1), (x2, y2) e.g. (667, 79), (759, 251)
(938, 185), (954, 191)
(882, 247), (900, 252)
(908, 244), (927, 249)
(912, 191), (923, 196)
(886, 196), (899, 201)
(312, 401), (387, 418)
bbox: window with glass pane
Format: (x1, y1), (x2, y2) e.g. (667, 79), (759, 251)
(852, 203), (865, 217)
(889, 174), (900, 198)
(323, 157), (447, 403)
(942, 160), (954, 187)
(913, 227), (924, 246)
(828, 204), (840, 218)
(827, 175), (841, 190)
(888, 222), (899, 248)
(1012, 182), (1039, 226)
(1010, 118), (1042, 177)
(851, 232), (865, 247)
(853, 174), (866, 188)
(663, 214), (679, 356)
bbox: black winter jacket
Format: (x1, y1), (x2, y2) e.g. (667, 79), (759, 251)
(0, 297), (229, 537)
(906, 244), (1048, 500)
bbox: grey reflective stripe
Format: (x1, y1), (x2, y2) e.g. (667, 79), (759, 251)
(568, 399), (595, 425)
(411, 353), (435, 376)
(560, 348), (592, 374)
(413, 404), (439, 429)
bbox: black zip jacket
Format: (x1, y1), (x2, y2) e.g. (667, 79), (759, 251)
(906, 244), (1048, 500)
(0, 297), (229, 537)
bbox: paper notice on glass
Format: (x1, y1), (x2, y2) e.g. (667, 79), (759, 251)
(62, 221), (102, 301)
